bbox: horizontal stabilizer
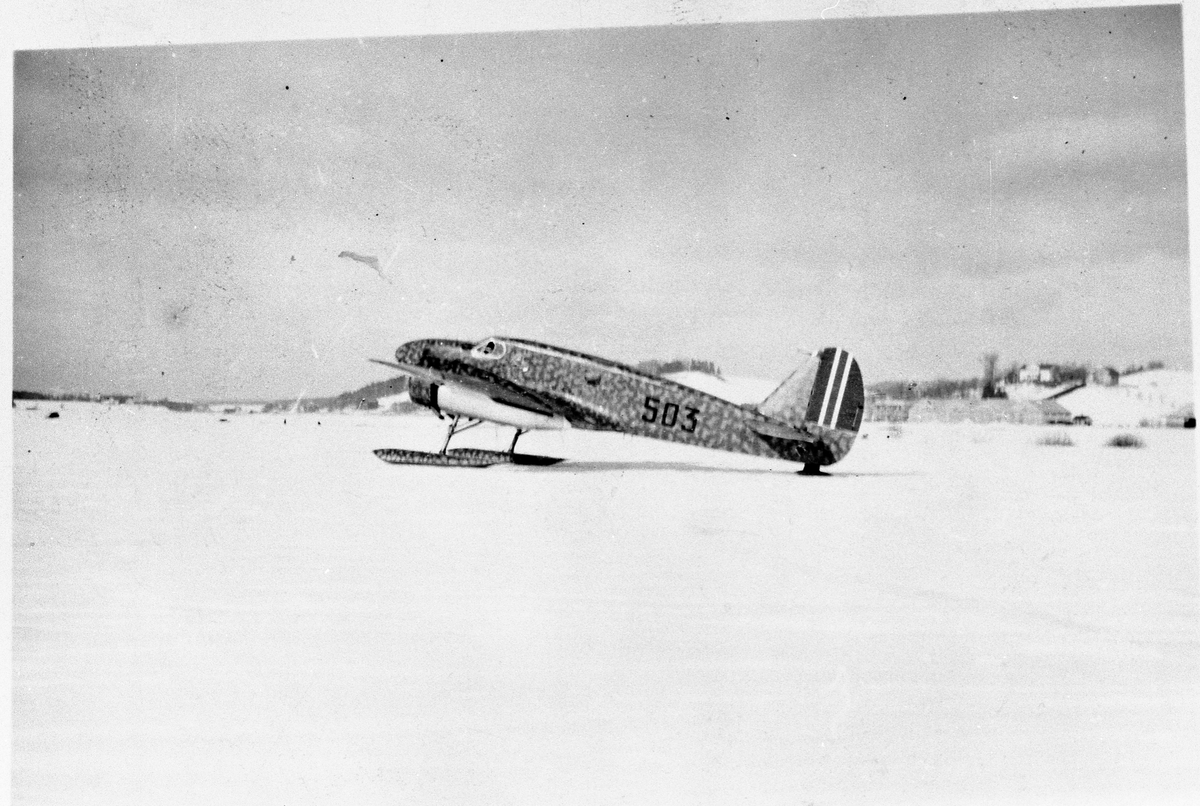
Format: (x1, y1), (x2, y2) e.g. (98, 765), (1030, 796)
(749, 419), (815, 442)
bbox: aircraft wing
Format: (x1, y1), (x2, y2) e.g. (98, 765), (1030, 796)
(369, 358), (447, 385)
(369, 358), (560, 418)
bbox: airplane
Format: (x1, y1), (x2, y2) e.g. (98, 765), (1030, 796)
(370, 336), (863, 474)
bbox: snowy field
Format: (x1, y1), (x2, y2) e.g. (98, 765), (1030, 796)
(12, 403), (1199, 805)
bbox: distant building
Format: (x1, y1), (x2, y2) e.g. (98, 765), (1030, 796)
(864, 396), (911, 422)
(1090, 367), (1120, 387)
(1017, 363), (1060, 385)
(999, 363), (1086, 402)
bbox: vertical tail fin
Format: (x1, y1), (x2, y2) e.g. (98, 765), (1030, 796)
(758, 347), (864, 463)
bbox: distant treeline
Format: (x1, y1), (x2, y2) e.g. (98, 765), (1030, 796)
(1000, 363), (1090, 385)
(12, 390), (206, 411)
(13, 390), (137, 403)
(869, 378), (984, 401)
(636, 358), (722, 377)
(1120, 360), (1165, 376)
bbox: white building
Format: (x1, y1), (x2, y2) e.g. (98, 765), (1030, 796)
(1017, 363), (1060, 384)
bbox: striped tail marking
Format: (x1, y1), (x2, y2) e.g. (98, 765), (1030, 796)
(804, 348), (860, 430)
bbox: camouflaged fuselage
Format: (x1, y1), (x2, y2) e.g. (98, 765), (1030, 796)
(395, 337), (858, 466)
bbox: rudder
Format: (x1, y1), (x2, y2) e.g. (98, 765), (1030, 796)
(802, 347), (864, 432)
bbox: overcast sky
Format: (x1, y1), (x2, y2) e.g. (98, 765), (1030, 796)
(12, 4), (1191, 399)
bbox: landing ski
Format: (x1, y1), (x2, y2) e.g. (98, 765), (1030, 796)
(373, 448), (565, 467)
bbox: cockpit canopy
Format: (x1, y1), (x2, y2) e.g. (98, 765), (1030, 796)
(471, 337), (507, 359)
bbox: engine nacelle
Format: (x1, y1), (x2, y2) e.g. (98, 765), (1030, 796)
(408, 379), (440, 413)
(432, 382), (569, 431)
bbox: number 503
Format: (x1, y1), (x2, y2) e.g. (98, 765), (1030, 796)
(642, 395), (699, 433)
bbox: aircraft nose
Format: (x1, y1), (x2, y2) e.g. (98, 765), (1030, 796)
(395, 339), (471, 366)
(394, 339), (429, 364)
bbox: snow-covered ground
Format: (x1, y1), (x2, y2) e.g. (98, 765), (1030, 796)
(12, 403), (1199, 805)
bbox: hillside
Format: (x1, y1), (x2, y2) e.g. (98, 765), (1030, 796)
(261, 375), (410, 413)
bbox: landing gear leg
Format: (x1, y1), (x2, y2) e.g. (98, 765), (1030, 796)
(439, 415), (461, 455)
(799, 462), (828, 476)
(508, 428), (526, 454)
(438, 415), (483, 454)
